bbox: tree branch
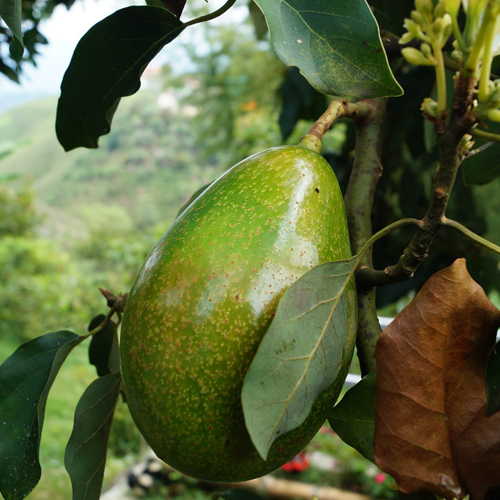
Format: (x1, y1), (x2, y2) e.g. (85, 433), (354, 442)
(343, 98), (387, 376)
(356, 73), (478, 289)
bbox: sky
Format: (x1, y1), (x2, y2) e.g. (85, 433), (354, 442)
(0, 0), (127, 108)
(0, 0), (246, 110)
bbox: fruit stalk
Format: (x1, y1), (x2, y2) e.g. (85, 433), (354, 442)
(306, 99), (375, 141)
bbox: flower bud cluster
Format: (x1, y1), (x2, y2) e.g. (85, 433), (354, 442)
(420, 97), (440, 117)
(400, 0), (453, 67)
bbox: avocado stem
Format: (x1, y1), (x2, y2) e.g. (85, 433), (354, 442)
(298, 134), (322, 152)
(302, 99), (376, 146)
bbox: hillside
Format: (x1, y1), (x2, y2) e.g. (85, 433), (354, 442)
(0, 90), (225, 240)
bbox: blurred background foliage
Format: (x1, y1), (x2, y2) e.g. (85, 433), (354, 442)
(0, 0), (77, 82)
(1, 1), (500, 499)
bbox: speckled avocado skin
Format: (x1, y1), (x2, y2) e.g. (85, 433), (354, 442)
(120, 145), (357, 482)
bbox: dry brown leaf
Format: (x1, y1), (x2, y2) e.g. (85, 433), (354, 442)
(374, 259), (500, 500)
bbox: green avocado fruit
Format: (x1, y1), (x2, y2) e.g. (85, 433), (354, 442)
(120, 137), (357, 482)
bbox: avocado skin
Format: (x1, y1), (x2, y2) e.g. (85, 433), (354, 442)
(120, 145), (357, 482)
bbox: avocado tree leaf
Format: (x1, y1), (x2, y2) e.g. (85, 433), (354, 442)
(374, 259), (500, 500)
(160, 0), (186, 17)
(242, 258), (357, 460)
(463, 142), (500, 185)
(279, 67), (327, 140)
(0, 330), (84, 500)
(252, 0), (402, 98)
(368, 0), (414, 35)
(88, 315), (120, 377)
(0, 0), (24, 61)
(462, 120), (500, 185)
(56, 6), (185, 151)
(65, 371), (122, 500)
(215, 489), (264, 500)
(328, 371), (376, 463)
(487, 340), (500, 416)
(146, 0), (186, 17)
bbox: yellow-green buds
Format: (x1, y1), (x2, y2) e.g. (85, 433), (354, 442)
(421, 97), (440, 117)
(416, 0), (433, 15)
(401, 47), (436, 66)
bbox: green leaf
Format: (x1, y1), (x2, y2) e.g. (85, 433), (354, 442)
(252, 0), (402, 98)
(462, 120), (500, 186)
(159, 0), (186, 17)
(56, 6), (185, 151)
(65, 372), (122, 500)
(328, 371), (376, 463)
(214, 489), (264, 500)
(242, 258), (357, 460)
(176, 182), (213, 217)
(463, 142), (500, 186)
(487, 340), (500, 416)
(279, 67), (327, 140)
(0, 0), (24, 61)
(88, 315), (120, 377)
(369, 0), (414, 36)
(0, 330), (84, 500)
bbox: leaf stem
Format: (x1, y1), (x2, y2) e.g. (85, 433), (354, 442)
(85, 308), (116, 338)
(184, 0), (238, 27)
(469, 127), (500, 142)
(442, 217), (500, 255)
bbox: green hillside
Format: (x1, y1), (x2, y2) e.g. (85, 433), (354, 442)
(0, 90), (226, 237)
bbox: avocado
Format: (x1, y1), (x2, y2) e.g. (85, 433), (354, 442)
(120, 140), (356, 482)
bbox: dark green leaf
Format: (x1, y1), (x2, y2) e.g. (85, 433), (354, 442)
(56, 6), (185, 151)
(65, 372), (122, 500)
(462, 120), (500, 186)
(328, 371), (376, 463)
(369, 0), (414, 36)
(463, 142), (500, 186)
(248, 0), (268, 40)
(487, 340), (500, 416)
(88, 315), (120, 377)
(0, 0), (24, 61)
(242, 258), (357, 460)
(0, 330), (84, 500)
(214, 489), (263, 500)
(279, 67), (327, 140)
(253, 0), (402, 98)
(159, 0), (186, 17)
(176, 182), (213, 217)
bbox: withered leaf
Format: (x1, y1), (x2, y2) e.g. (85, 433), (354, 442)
(374, 259), (500, 500)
